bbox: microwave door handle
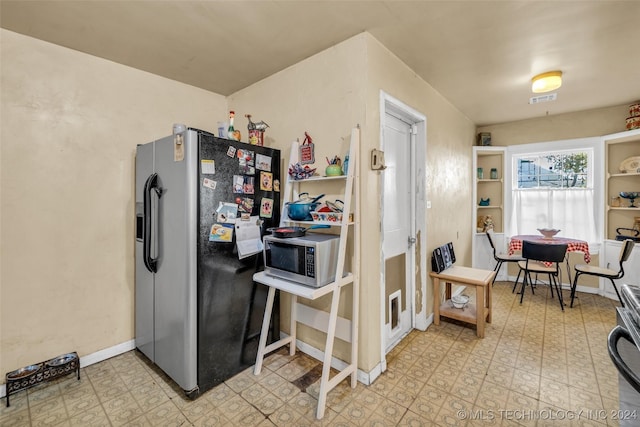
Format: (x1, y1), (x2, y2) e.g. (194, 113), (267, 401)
(143, 173), (159, 273)
(608, 325), (640, 394)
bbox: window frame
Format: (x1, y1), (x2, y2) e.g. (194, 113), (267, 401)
(505, 136), (604, 250)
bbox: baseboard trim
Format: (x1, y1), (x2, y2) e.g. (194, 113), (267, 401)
(1, 339), (136, 398)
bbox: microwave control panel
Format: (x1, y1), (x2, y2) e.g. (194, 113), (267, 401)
(305, 247), (315, 278)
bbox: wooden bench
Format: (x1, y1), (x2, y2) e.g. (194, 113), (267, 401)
(430, 266), (495, 338)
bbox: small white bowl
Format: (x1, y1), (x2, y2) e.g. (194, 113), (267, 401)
(537, 228), (560, 239)
(451, 294), (470, 309)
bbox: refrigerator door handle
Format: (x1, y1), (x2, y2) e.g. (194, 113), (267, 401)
(143, 173), (159, 273)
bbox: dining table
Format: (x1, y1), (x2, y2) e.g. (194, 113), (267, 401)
(508, 234), (591, 285)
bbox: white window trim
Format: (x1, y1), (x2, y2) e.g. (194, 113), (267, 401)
(505, 137), (603, 253)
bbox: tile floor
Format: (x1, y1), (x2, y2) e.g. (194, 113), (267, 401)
(0, 282), (623, 426)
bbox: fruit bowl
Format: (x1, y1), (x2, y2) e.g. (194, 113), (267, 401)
(620, 192), (639, 208)
(537, 228), (561, 239)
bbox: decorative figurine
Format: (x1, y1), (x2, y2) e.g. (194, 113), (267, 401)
(483, 215), (494, 232)
(227, 111), (241, 142)
(245, 114), (269, 146)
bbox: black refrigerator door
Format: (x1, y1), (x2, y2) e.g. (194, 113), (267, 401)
(196, 131), (281, 393)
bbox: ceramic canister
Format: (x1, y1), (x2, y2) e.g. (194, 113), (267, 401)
(629, 102), (640, 118)
(626, 116), (640, 130)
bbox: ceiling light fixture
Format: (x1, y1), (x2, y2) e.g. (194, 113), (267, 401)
(531, 71), (563, 93)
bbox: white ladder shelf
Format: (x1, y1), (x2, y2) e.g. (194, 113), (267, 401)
(253, 126), (359, 420)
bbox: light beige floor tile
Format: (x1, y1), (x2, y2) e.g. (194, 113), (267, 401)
(450, 373), (483, 405)
(240, 382), (270, 405)
(259, 373), (301, 403)
(119, 368), (153, 389)
(369, 374), (397, 397)
(224, 370), (258, 393)
(91, 375), (129, 403)
(397, 409), (431, 426)
(0, 408), (31, 427)
(203, 382), (235, 406)
(408, 391), (444, 423)
(29, 395), (67, 424)
(320, 382), (359, 414)
(366, 412), (402, 427)
(535, 403), (573, 427)
(384, 384), (416, 408)
(339, 399), (373, 426)
(253, 391), (285, 415)
(474, 391), (506, 414)
(510, 368), (540, 400)
(228, 405), (267, 426)
(539, 377), (571, 410)
(6, 282), (623, 427)
(328, 414), (359, 427)
(427, 366), (460, 393)
(191, 407), (233, 426)
(102, 391), (143, 426)
(268, 404), (304, 426)
(129, 380), (170, 412)
(568, 386), (604, 413)
(68, 404), (111, 427)
(27, 382), (62, 406)
(0, 392), (29, 419)
(485, 361), (515, 389)
(465, 406), (499, 426)
(435, 403), (469, 427)
(179, 397), (216, 423)
(143, 400), (189, 426)
(63, 389), (101, 418)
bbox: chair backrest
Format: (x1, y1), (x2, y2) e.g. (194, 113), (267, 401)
(616, 239), (636, 277)
(485, 229), (497, 253)
(522, 241), (568, 264)
(620, 239), (635, 263)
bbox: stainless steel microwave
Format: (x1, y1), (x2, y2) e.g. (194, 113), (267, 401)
(263, 233), (340, 287)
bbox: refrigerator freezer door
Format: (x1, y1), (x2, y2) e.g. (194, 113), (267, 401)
(135, 142), (155, 361)
(195, 134), (281, 392)
(152, 131), (199, 392)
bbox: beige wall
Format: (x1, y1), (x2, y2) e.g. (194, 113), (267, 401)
(364, 35), (476, 331)
(0, 30), (227, 376)
(229, 34), (369, 368)
(477, 104), (629, 146)
(230, 33), (476, 373)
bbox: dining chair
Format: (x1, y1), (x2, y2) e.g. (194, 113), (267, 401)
(517, 241), (568, 310)
(485, 229), (524, 287)
(569, 239), (635, 308)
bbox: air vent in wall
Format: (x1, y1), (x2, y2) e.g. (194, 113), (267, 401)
(529, 93), (558, 104)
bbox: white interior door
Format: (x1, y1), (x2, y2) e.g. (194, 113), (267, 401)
(382, 112), (415, 351)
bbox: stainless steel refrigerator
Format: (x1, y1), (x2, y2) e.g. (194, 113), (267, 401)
(135, 127), (280, 397)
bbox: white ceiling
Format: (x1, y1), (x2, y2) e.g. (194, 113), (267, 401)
(2, 1), (639, 126)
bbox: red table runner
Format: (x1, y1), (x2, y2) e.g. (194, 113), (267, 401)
(508, 235), (591, 265)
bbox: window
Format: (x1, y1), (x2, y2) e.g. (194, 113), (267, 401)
(509, 147), (598, 244)
(516, 151), (590, 189)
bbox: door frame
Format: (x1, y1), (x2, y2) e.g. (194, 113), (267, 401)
(379, 91), (427, 370)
